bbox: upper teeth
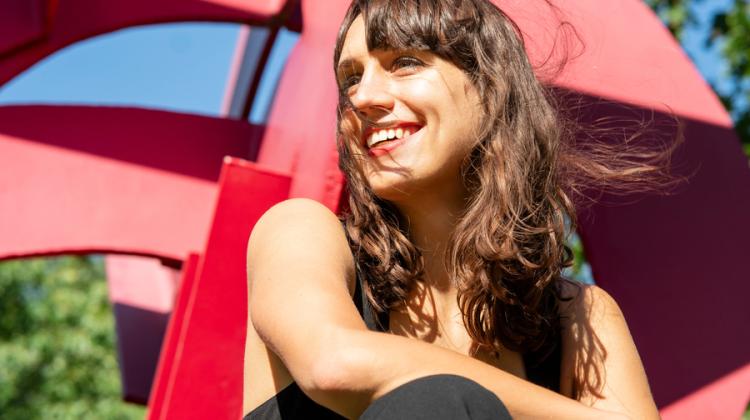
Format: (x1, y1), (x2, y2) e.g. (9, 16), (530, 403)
(367, 127), (413, 148)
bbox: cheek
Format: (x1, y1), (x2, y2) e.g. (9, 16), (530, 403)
(433, 113), (481, 176)
(451, 90), (483, 148)
(394, 78), (438, 115)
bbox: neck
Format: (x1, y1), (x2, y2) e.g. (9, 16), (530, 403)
(392, 186), (468, 292)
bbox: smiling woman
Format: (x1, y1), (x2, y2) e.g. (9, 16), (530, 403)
(337, 33), (481, 203)
(243, 1), (674, 419)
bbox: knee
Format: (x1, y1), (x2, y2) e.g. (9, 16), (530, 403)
(361, 374), (511, 420)
(413, 374), (496, 403)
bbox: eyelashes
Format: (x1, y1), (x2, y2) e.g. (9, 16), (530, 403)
(338, 54), (426, 93)
(391, 56), (424, 72)
(340, 73), (361, 92)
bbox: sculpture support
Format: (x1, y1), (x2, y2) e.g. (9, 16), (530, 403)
(0, 0), (748, 418)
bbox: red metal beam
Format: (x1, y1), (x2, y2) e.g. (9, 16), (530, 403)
(105, 255), (180, 404)
(1, 0), (748, 417)
(147, 159), (291, 419)
(0, 0), (51, 57)
(0, 105), (264, 262)
(0, 0), (291, 86)
(147, 253), (201, 419)
(257, 0), (350, 210)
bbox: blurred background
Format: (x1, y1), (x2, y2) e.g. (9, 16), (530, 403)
(0, 0), (747, 418)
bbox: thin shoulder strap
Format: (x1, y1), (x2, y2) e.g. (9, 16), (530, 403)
(342, 218), (389, 333)
(352, 267), (389, 332)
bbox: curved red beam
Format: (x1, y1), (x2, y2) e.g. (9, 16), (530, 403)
(0, 0), (53, 58)
(257, 0), (347, 210)
(0, 0), (290, 86)
(0, 0), (748, 418)
(0, 105), (265, 262)
(176, 0), (750, 418)
(495, 1), (750, 416)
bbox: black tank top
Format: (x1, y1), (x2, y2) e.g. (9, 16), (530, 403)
(244, 274), (561, 419)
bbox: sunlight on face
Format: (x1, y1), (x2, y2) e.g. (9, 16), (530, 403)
(338, 15), (483, 204)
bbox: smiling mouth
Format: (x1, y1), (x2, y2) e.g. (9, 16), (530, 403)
(364, 123), (423, 149)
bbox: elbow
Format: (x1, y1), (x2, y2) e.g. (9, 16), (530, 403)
(301, 334), (375, 397)
(304, 352), (346, 395)
(297, 341), (378, 419)
(249, 308), (375, 398)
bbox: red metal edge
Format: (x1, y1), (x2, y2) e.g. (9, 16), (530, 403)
(146, 252), (201, 420)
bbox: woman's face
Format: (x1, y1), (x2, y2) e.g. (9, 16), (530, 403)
(337, 15), (482, 203)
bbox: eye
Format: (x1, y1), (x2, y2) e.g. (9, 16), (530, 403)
(338, 72), (361, 93)
(391, 55), (424, 73)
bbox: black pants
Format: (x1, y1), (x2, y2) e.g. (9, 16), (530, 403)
(360, 374), (512, 419)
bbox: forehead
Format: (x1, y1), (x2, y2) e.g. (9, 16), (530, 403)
(338, 15), (368, 65)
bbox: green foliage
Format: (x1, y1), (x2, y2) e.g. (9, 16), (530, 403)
(0, 256), (145, 420)
(645, 0), (750, 159)
(564, 232), (591, 283)
(710, 0), (750, 158)
(646, 0), (697, 39)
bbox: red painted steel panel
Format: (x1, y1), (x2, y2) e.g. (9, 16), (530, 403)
(493, 1), (750, 413)
(106, 255), (180, 404)
(0, 0), (747, 416)
(0, 105), (263, 262)
(147, 253), (201, 420)
(565, 97), (750, 416)
(257, 0), (350, 210)
(497, 0), (730, 127)
(660, 362), (750, 420)
(0, 0), (290, 86)
(0, 0), (50, 56)
(106, 255), (179, 313)
(148, 159), (291, 419)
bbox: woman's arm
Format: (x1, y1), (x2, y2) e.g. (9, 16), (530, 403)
(559, 281), (660, 419)
(247, 198), (625, 419)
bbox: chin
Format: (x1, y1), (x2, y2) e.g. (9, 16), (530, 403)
(367, 174), (415, 203)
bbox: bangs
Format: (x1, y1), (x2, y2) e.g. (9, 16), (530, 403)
(344, 0), (486, 76)
(360, 0), (444, 53)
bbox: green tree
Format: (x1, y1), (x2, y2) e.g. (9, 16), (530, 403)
(646, 0), (750, 158)
(0, 256), (145, 420)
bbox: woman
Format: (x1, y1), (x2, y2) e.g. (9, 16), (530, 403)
(244, 0), (666, 418)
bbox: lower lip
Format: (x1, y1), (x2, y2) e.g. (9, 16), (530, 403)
(367, 128), (421, 157)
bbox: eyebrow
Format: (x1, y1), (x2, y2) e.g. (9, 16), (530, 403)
(336, 48), (426, 80)
(336, 57), (358, 79)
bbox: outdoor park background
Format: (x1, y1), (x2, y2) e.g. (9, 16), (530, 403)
(0, 0), (748, 418)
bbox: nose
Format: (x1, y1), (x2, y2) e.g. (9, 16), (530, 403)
(349, 66), (395, 119)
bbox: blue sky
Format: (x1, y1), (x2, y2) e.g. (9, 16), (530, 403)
(679, 0), (737, 96)
(0, 1), (740, 123)
(0, 22), (299, 123)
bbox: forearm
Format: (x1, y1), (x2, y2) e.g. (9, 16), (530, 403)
(301, 328), (625, 420)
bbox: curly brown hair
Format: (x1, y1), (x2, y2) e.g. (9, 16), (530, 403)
(333, 0), (679, 370)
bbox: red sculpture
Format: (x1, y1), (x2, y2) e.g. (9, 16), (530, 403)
(0, 1), (748, 419)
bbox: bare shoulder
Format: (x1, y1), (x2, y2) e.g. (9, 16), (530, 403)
(557, 279), (658, 417)
(249, 198), (349, 255)
(558, 280), (624, 328)
(251, 198), (344, 239)
(244, 199), (368, 412)
(247, 198), (355, 293)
